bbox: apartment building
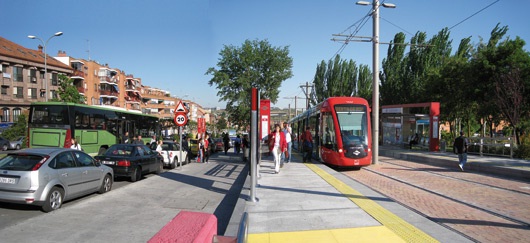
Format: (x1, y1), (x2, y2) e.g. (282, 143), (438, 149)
(0, 36), (73, 123)
(0, 36), (210, 130)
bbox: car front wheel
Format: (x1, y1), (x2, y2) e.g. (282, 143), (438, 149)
(1, 144), (7, 151)
(42, 187), (64, 212)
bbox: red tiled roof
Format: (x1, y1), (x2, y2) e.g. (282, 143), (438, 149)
(0, 36), (72, 70)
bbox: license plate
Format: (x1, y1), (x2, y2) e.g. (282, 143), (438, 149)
(0, 177), (16, 184)
(102, 161), (115, 165)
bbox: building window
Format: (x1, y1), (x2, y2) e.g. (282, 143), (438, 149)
(51, 73), (58, 85)
(28, 88), (37, 99)
(1, 86), (7, 95)
(13, 87), (23, 98)
(13, 108), (21, 122)
(51, 90), (58, 99)
(14, 66), (23, 82)
(40, 70), (45, 79)
(29, 69), (37, 83)
(2, 108), (9, 122)
(1, 64), (6, 73)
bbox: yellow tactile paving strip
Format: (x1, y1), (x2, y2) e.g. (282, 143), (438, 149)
(247, 163), (439, 243)
(248, 226), (405, 243)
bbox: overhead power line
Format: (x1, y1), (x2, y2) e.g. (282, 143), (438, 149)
(449, 0), (500, 30)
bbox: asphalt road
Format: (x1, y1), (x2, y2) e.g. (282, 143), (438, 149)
(0, 167), (170, 229)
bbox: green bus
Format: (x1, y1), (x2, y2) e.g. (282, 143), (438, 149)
(28, 102), (160, 155)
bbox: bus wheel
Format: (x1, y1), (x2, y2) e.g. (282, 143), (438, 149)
(98, 147), (107, 155)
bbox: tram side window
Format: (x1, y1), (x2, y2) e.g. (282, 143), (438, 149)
(322, 112), (336, 149)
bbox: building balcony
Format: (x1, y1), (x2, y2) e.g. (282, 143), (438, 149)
(77, 86), (86, 94)
(72, 70), (85, 79)
(100, 90), (119, 97)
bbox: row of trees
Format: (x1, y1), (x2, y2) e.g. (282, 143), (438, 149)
(311, 24), (530, 145)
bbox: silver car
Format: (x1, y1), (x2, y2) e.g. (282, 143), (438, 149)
(0, 148), (113, 212)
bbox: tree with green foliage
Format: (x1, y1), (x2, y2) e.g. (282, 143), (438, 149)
(313, 55), (372, 105)
(52, 74), (85, 103)
(206, 39), (293, 128)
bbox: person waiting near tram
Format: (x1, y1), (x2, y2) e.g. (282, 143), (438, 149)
(302, 126), (313, 163)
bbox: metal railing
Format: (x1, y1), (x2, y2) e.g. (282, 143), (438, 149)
(236, 212), (248, 243)
(467, 136), (514, 158)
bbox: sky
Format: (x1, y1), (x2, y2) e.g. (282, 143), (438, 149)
(3, 0), (529, 110)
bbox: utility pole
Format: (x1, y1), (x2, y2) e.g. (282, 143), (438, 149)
(284, 96), (305, 117)
(299, 82), (313, 109)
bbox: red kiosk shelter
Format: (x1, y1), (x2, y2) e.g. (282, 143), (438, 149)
(381, 102), (440, 152)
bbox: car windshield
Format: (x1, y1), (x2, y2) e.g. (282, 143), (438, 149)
(0, 154), (45, 171)
(105, 145), (134, 156)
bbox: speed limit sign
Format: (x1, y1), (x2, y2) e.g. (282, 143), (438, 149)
(174, 113), (187, 126)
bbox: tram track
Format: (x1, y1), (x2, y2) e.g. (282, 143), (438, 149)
(360, 165), (530, 228)
(378, 158), (530, 197)
(339, 157), (530, 242)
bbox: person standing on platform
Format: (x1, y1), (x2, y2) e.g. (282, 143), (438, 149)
(282, 122), (292, 163)
(453, 131), (469, 171)
(268, 124), (287, 174)
(302, 126), (313, 163)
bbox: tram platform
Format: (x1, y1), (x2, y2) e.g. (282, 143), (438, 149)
(225, 145), (530, 242)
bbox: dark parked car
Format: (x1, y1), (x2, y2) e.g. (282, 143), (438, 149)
(0, 137), (10, 151)
(0, 148), (113, 212)
(95, 144), (163, 182)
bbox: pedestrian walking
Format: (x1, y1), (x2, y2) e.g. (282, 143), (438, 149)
(234, 135), (241, 154)
(302, 126), (313, 163)
(282, 122), (292, 163)
(268, 124), (287, 174)
(223, 133), (230, 155)
(453, 131), (469, 171)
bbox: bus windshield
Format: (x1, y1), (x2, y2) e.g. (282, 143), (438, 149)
(335, 105), (368, 146)
(30, 105), (69, 125)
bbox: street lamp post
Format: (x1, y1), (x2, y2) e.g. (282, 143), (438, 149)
(28, 32), (63, 102)
(356, 1), (395, 165)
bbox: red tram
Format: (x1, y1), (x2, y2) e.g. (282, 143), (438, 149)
(290, 97), (372, 169)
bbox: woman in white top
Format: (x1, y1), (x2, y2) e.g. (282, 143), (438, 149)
(155, 140), (163, 153)
(71, 138), (82, 151)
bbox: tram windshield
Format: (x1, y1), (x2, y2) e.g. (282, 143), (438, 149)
(335, 105), (369, 147)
